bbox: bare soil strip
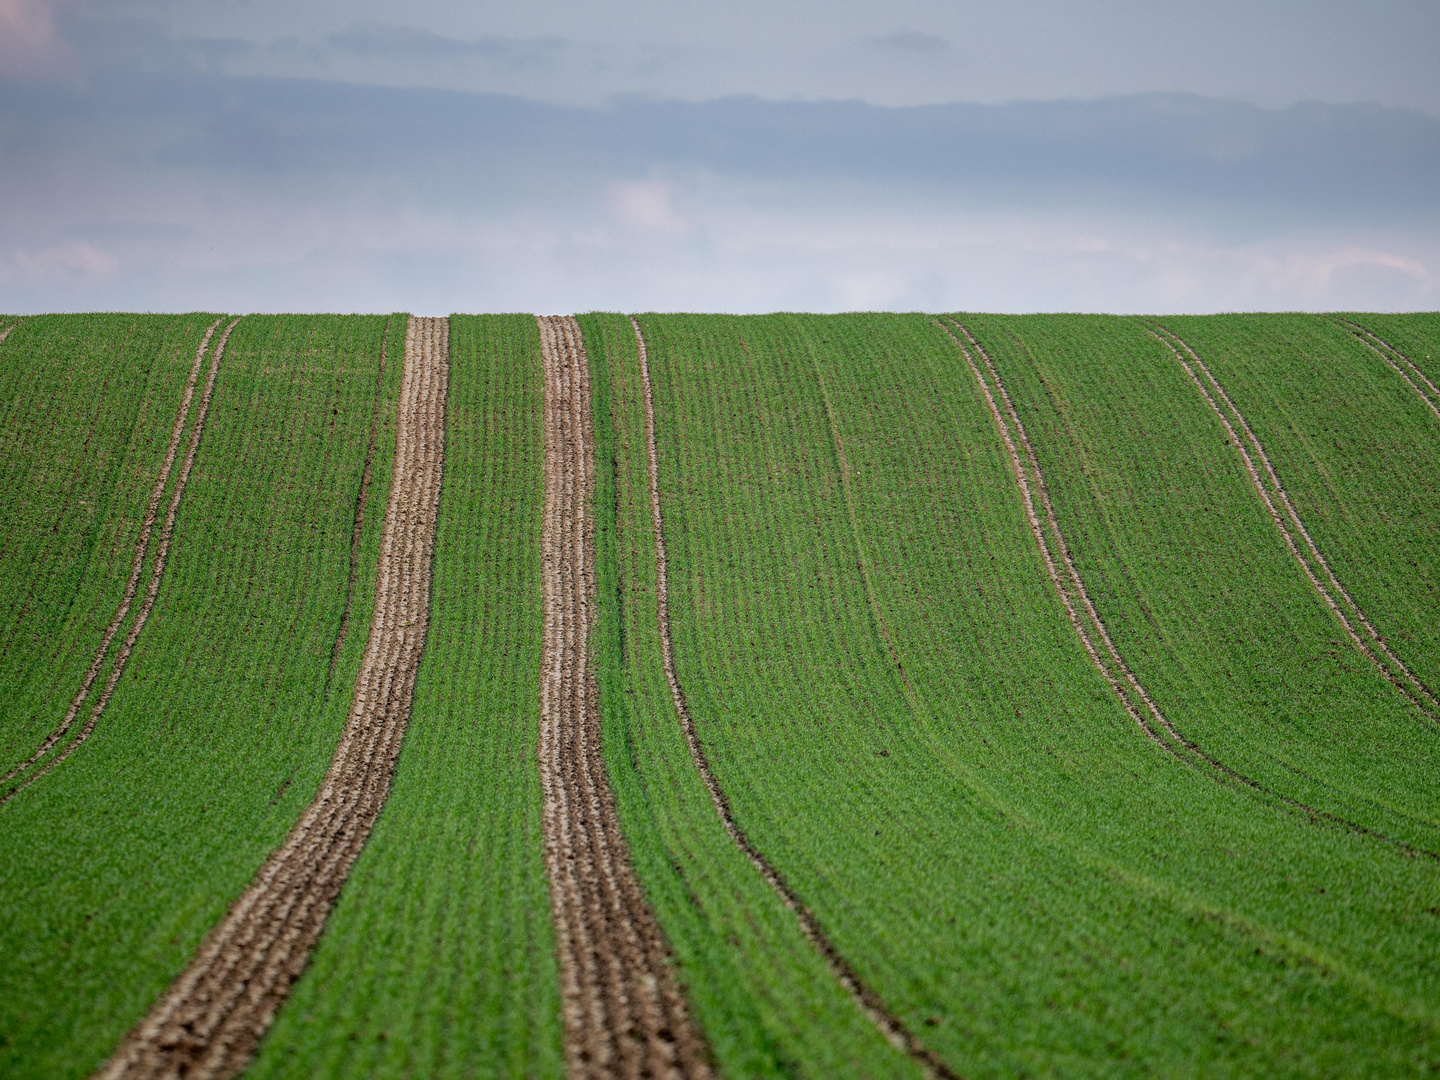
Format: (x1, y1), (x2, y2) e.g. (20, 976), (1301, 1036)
(1338, 319), (1440, 423)
(631, 317), (961, 1080)
(97, 316), (449, 1080)
(2, 317), (232, 801)
(537, 315), (714, 1080)
(943, 319), (1440, 859)
(0, 322), (16, 346)
(1151, 324), (1440, 723)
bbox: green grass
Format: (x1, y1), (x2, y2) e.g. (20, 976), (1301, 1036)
(601, 312), (1440, 1077)
(0, 314), (401, 1079)
(2, 311), (1439, 1079)
(578, 311), (920, 1079)
(1160, 313), (1440, 696)
(1343, 313), (1440, 389)
(963, 314), (1440, 841)
(0, 314), (223, 761)
(247, 315), (564, 1080)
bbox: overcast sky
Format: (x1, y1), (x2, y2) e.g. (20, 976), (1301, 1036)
(1, 0), (1437, 313)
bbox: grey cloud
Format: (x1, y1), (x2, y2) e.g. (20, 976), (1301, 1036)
(60, 75), (1432, 219)
(56, 12), (261, 77)
(33, 0), (1440, 117)
(0, 72), (1436, 314)
(865, 31), (949, 54)
(324, 22), (567, 66)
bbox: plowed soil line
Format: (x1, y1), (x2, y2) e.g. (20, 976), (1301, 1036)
(98, 316), (449, 1080)
(631, 318), (961, 1080)
(945, 319), (1439, 860)
(1151, 323), (1440, 723)
(0, 322), (16, 346)
(3, 317), (233, 801)
(1338, 318), (1440, 423)
(537, 315), (713, 1080)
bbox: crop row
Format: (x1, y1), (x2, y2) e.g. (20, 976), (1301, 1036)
(0, 311), (1436, 1078)
(0, 315), (401, 1078)
(594, 312), (1440, 1076)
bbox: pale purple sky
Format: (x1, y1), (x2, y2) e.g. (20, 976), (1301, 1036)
(1, 0), (1437, 313)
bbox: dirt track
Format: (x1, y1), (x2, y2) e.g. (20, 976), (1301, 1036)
(97, 315), (448, 1080)
(631, 318), (961, 1080)
(1341, 318), (1440, 422)
(3, 317), (235, 801)
(536, 315), (713, 1080)
(946, 318), (1439, 859)
(1152, 323), (1440, 723)
(0, 322), (16, 346)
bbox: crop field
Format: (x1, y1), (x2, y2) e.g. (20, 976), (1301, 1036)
(0, 310), (1436, 1079)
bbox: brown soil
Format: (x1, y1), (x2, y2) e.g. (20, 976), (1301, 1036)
(97, 315), (449, 1080)
(945, 319), (1440, 860)
(1151, 323), (1439, 722)
(1340, 318), (1440, 422)
(631, 317), (961, 1080)
(536, 315), (714, 1080)
(0, 322), (16, 346)
(3, 317), (233, 801)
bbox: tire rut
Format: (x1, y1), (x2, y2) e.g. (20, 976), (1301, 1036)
(537, 315), (714, 1080)
(631, 317), (961, 1080)
(0, 321), (17, 346)
(96, 315), (449, 1080)
(1337, 318), (1440, 423)
(1151, 323), (1440, 724)
(327, 314), (394, 686)
(943, 318), (1440, 860)
(3, 317), (235, 802)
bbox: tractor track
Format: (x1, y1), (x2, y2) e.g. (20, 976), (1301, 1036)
(96, 315), (449, 1080)
(631, 317), (962, 1080)
(0, 321), (17, 346)
(1338, 318), (1440, 422)
(1151, 323), (1440, 724)
(2, 317), (236, 802)
(537, 315), (713, 1080)
(943, 318), (1440, 861)
(328, 314), (394, 685)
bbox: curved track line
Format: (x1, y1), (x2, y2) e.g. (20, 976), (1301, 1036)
(631, 317), (961, 1080)
(1151, 323), (1440, 723)
(0, 322), (17, 346)
(3, 317), (232, 800)
(942, 319), (1439, 860)
(1338, 318), (1440, 422)
(328, 315), (394, 685)
(941, 321), (1178, 754)
(97, 316), (448, 1080)
(537, 315), (713, 1080)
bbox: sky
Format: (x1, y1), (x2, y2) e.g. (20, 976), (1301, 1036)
(1, 0), (1437, 313)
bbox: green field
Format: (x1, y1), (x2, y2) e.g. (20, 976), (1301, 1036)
(0, 311), (1436, 1078)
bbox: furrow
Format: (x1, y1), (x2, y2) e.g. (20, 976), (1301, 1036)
(631, 316), (963, 1080)
(2, 317), (232, 800)
(1151, 324), (1440, 722)
(944, 319), (1440, 860)
(537, 315), (712, 1080)
(1337, 318), (1440, 423)
(96, 315), (449, 1080)
(0, 322), (17, 346)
